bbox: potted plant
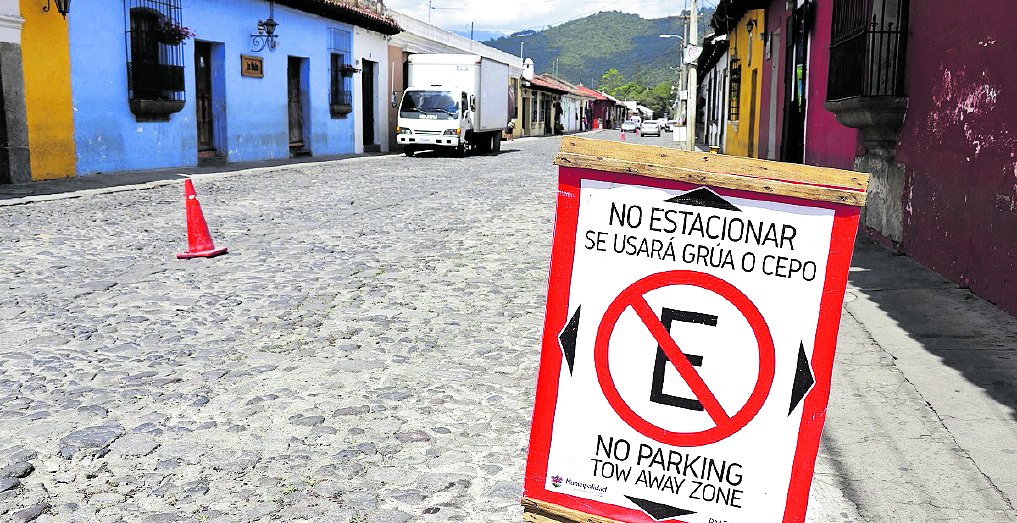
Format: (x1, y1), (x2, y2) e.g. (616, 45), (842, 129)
(339, 63), (360, 77)
(156, 20), (196, 46)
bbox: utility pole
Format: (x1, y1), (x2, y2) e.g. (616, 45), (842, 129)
(520, 40), (524, 58)
(686, 0), (698, 152)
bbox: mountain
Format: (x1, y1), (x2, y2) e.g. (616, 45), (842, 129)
(482, 10), (714, 90)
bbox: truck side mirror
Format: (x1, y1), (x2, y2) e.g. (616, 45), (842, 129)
(470, 95), (476, 112)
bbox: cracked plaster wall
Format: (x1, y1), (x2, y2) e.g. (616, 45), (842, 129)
(893, 1), (1017, 316)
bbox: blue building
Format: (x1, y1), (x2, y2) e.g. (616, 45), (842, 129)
(70, 0), (400, 175)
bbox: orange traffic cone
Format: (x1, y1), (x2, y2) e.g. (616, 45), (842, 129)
(177, 179), (228, 259)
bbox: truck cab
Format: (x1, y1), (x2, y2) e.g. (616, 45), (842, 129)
(396, 88), (471, 155)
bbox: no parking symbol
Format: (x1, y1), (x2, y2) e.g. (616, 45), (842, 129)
(594, 270), (775, 448)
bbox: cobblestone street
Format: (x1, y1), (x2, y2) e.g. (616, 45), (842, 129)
(5, 132), (1017, 523)
(1, 137), (564, 522)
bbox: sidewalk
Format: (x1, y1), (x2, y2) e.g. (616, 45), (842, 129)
(813, 233), (1017, 521)
(0, 151), (390, 206)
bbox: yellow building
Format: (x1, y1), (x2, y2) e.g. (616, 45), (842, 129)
(20, 0), (75, 180)
(724, 10), (765, 158)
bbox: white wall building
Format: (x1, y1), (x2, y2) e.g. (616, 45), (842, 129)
(698, 34), (730, 151)
(353, 25), (392, 152)
(560, 92), (591, 133)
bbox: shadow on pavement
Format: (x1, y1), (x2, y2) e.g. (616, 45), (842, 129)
(847, 233), (1017, 420)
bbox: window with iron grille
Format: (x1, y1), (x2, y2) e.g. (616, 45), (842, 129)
(125, 0), (186, 107)
(729, 60), (741, 121)
(329, 27), (353, 118)
(827, 0), (909, 101)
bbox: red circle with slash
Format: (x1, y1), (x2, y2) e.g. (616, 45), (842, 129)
(594, 270), (775, 447)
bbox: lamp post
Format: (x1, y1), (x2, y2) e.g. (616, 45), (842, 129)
(659, 34), (684, 123)
(686, 0), (699, 152)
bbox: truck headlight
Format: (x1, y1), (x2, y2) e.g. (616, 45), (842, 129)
(398, 127), (413, 134)
(443, 128), (461, 135)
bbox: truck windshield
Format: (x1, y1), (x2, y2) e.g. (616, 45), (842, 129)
(400, 91), (459, 120)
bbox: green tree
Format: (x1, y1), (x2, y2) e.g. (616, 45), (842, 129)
(645, 82), (674, 117)
(599, 68), (627, 94)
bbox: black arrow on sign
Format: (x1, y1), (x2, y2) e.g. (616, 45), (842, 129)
(558, 306), (580, 375)
(624, 495), (696, 521)
(789, 341), (815, 415)
(665, 187), (742, 212)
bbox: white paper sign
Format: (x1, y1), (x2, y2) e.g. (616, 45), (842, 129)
(542, 179), (835, 523)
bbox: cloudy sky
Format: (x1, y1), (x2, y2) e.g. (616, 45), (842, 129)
(384, 0), (708, 37)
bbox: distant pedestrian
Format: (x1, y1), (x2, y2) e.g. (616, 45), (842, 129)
(507, 118), (517, 140)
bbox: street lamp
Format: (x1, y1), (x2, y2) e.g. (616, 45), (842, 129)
(42, 0), (71, 19)
(660, 34), (685, 133)
(686, 0), (699, 152)
(252, 1), (279, 52)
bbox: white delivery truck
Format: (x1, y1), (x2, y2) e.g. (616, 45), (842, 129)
(397, 54), (510, 157)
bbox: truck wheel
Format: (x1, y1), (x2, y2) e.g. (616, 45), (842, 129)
(403, 146), (415, 157)
(493, 132), (502, 152)
(454, 143), (466, 157)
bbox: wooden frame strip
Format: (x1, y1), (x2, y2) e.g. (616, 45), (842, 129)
(521, 498), (626, 523)
(554, 137), (868, 207)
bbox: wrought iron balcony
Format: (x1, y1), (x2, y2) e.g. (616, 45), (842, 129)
(824, 0), (910, 152)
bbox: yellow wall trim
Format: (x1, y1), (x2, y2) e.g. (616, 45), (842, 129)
(21, 0), (76, 180)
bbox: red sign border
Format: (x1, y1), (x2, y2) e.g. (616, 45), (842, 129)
(523, 166), (862, 523)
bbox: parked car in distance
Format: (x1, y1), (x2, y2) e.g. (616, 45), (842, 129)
(621, 121), (638, 133)
(640, 120), (661, 137)
(661, 119), (672, 132)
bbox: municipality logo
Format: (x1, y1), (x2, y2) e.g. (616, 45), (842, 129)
(551, 475), (563, 488)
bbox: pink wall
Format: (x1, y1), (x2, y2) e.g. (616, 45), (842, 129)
(759, 1), (857, 169)
(803, 0), (858, 170)
(895, 1), (1017, 315)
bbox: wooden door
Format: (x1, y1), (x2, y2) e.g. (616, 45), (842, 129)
(288, 56), (304, 147)
(361, 60), (375, 146)
(195, 42), (214, 153)
(780, 5), (809, 163)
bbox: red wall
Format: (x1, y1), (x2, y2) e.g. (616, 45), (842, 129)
(895, 1), (1017, 315)
(803, 0), (857, 170)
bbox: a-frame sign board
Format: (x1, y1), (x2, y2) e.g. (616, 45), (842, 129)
(523, 137), (869, 523)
